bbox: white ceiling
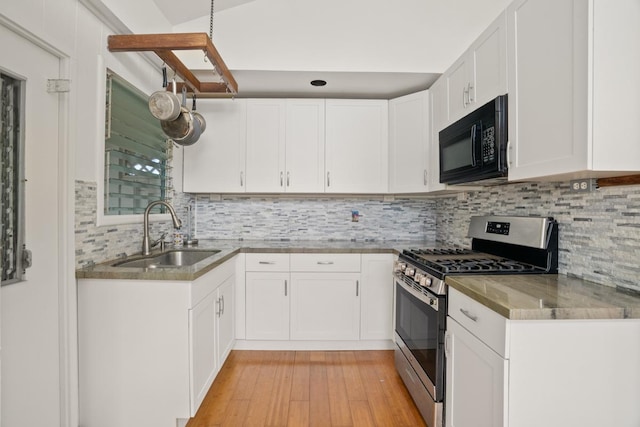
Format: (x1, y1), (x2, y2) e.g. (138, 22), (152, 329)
(151, 0), (256, 26)
(153, 0), (507, 99)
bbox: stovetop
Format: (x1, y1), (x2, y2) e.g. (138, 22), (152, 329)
(394, 215), (559, 296)
(400, 248), (545, 275)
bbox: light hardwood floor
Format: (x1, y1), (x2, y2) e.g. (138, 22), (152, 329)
(187, 350), (428, 427)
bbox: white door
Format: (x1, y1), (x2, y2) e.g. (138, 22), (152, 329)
(245, 272), (290, 340)
(445, 319), (507, 427)
(290, 272), (360, 340)
(285, 99), (325, 193)
(0, 24), (63, 427)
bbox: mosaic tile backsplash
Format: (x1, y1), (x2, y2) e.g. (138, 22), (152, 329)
(75, 179), (640, 293)
(435, 181), (640, 293)
(192, 195), (437, 242)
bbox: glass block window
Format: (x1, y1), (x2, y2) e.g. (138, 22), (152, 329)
(105, 70), (173, 215)
(1, 72), (25, 285)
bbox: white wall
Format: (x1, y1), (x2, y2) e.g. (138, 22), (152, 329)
(173, 0), (511, 73)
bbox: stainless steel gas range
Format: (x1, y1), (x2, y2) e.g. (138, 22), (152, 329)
(393, 215), (559, 427)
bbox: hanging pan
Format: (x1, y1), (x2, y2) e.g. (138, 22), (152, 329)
(161, 85), (201, 146)
(148, 68), (181, 121)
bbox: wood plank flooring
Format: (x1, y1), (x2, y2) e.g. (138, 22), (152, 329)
(187, 350), (428, 427)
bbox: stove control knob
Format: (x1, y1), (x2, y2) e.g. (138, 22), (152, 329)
(421, 277), (433, 287)
(405, 267), (415, 277)
(394, 262), (406, 272)
(415, 272), (424, 282)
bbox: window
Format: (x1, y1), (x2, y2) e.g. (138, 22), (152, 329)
(1, 72), (26, 285)
(105, 70), (173, 215)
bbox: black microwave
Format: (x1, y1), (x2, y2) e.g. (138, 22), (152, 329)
(439, 94), (508, 185)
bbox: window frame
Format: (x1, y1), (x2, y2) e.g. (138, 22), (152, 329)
(96, 65), (174, 227)
(0, 69), (27, 285)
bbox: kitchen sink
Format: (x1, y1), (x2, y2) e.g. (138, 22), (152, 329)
(112, 249), (221, 268)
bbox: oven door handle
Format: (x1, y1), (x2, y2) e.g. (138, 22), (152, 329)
(395, 276), (439, 312)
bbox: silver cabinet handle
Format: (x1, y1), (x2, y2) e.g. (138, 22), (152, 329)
(286, 171), (290, 187)
(280, 171), (284, 187)
(444, 331), (451, 358)
(467, 82), (474, 103)
(423, 169), (428, 186)
(460, 308), (478, 322)
(327, 171), (330, 187)
(216, 297), (221, 317)
(259, 261), (276, 265)
(240, 171), (244, 187)
(221, 295), (225, 315)
(317, 261), (334, 265)
(356, 280), (359, 297)
(463, 86), (469, 107)
(507, 140), (512, 167)
(284, 279), (288, 296)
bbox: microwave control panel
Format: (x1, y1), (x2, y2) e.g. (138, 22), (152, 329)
(482, 126), (496, 164)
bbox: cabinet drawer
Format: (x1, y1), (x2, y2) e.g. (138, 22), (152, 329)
(290, 254), (360, 272)
(245, 253), (290, 271)
(448, 287), (508, 357)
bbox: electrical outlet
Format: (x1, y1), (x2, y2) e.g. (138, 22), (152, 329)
(569, 178), (597, 193)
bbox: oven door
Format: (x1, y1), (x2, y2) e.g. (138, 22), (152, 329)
(394, 276), (446, 402)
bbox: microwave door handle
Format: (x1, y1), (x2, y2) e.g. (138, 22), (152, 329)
(470, 124), (478, 167)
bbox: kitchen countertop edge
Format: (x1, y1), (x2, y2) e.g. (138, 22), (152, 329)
(446, 274), (640, 320)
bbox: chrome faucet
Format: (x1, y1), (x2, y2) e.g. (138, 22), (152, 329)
(142, 200), (182, 255)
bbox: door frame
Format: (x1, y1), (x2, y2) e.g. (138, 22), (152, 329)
(0, 15), (76, 427)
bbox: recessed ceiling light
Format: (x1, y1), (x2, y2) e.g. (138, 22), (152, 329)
(310, 79), (327, 87)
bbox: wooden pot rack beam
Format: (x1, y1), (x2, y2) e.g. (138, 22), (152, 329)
(107, 33), (238, 95)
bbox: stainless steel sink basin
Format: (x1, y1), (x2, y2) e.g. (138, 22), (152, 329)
(112, 249), (221, 268)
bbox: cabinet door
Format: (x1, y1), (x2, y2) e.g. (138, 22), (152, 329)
(245, 99), (287, 192)
(216, 275), (235, 366)
(290, 272), (361, 340)
(183, 99), (246, 193)
(389, 91), (429, 193)
(325, 100), (388, 193)
(506, 0), (588, 181)
(445, 318), (507, 427)
(285, 99), (325, 193)
(446, 57), (471, 124)
(360, 254), (394, 340)
(428, 78), (447, 192)
(189, 291), (217, 415)
(470, 11), (507, 109)
(245, 272), (290, 340)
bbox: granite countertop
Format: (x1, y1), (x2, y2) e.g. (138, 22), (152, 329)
(446, 274), (640, 320)
(76, 239), (429, 281)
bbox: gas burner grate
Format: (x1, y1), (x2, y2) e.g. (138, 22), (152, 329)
(426, 258), (539, 274)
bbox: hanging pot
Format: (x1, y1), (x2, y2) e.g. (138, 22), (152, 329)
(191, 94), (206, 133)
(148, 69), (181, 121)
(161, 86), (201, 146)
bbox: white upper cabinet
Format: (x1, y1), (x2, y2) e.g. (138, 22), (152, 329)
(285, 99), (326, 193)
(182, 99), (247, 193)
(325, 99), (389, 193)
(389, 91), (430, 193)
(445, 11), (508, 125)
(428, 78), (448, 192)
(245, 99), (287, 192)
(507, 0), (640, 181)
(245, 99), (325, 193)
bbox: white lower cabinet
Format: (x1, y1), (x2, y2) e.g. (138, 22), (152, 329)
(245, 271), (290, 340)
(290, 272), (361, 340)
(242, 253), (394, 347)
(360, 253), (394, 340)
(78, 258), (236, 427)
(446, 287), (640, 427)
(445, 318), (507, 427)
